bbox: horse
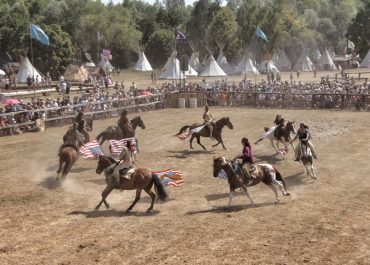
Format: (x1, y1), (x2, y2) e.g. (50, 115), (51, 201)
(56, 146), (78, 181)
(95, 155), (168, 212)
(95, 116), (146, 145)
(175, 117), (234, 150)
(268, 121), (296, 151)
(298, 142), (317, 179)
(213, 156), (290, 207)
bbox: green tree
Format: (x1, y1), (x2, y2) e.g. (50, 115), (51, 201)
(146, 28), (174, 67)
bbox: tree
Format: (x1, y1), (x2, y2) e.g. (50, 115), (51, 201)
(146, 28), (174, 67)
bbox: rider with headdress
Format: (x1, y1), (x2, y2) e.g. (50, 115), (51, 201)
(290, 123), (318, 161)
(75, 110), (90, 142)
(112, 140), (136, 184)
(203, 104), (214, 140)
(117, 110), (132, 137)
(273, 114), (285, 139)
(59, 122), (85, 155)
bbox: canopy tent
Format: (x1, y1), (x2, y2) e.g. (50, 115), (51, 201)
(198, 55), (227, 77)
(318, 48), (337, 70)
(272, 49), (291, 71)
(360, 49), (370, 68)
(293, 49), (314, 71)
(234, 54), (259, 75)
(98, 54), (113, 72)
(134, 51), (153, 71)
(258, 60), (279, 73)
(16, 56), (43, 83)
(64, 64), (88, 82)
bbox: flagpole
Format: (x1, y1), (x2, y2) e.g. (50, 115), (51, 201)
(97, 31), (100, 65)
(30, 23), (35, 97)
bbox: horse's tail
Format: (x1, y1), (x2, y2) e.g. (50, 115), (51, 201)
(152, 173), (168, 202)
(274, 168), (287, 190)
(175, 125), (191, 136)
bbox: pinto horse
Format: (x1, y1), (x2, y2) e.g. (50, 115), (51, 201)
(176, 117), (234, 150)
(213, 156), (290, 207)
(56, 146), (78, 181)
(95, 155), (168, 212)
(268, 121), (296, 151)
(95, 116), (146, 145)
(298, 142), (317, 179)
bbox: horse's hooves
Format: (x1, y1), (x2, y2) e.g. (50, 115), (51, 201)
(146, 209), (153, 213)
(94, 206), (100, 210)
(105, 204), (110, 209)
(125, 209), (132, 213)
(284, 193), (291, 196)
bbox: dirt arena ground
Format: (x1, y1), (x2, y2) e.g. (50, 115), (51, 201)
(1, 107), (370, 265)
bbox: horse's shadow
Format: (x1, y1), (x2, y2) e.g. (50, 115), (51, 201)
(38, 176), (62, 189)
(46, 165), (91, 173)
(186, 201), (285, 215)
(254, 154), (282, 164)
(85, 178), (106, 185)
(285, 171), (312, 187)
(68, 209), (160, 218)
(167, 149), (215, 159)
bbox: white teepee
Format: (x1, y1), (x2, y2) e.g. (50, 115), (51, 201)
(360, 49), (370, 68)
(234, 54), (259, 75)
(216, 43), (234, 74)
(318, 48), (337, 70)
(189, 41), (201, 71)
(313, 48), (322, 62)
(293, 49), (314, 71)
(198, 55), (227, 77)
(98, 54), (113, 72)
(272, 49), (291, 71)
(258, 60), (279, 73)
(159, 51), (184, 79)
(185, 64), (198, 76)
(16, 56), (43, 83)
(134, 51), (153, 71)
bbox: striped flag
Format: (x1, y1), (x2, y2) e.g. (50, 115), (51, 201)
(176, 125), (205, 141)
(274, 146), (289, 156)
(152, 169), (184, 187)
(109, 138), (137, 155)
(79, 140), (104, 159)
(217, 169), (228, 179)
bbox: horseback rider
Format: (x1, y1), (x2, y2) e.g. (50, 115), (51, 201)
(235, 137), (256, 179)
(112, 140), (136, 184)
(203, 104), (214, 140)
(290, 123), (318, 161)
(75, 110), (90, 142)
(59, 122), (85, 155)
(117, 110), (132, 138)
(273, 114), (285, 139)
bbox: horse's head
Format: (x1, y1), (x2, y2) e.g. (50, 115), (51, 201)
(218, 117), (233, 130)
(96, 155), (116, 174)
(286, 121), (296, 134)
(132, 116), (146, 129)
(213, 156), (228, 178)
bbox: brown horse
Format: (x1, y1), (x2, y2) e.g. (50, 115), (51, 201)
(213, 156), (290, 207)
(176, 117), (234, 150)
(56, 146), (78, 181)
(268, 121), (296, 151)
(95, 116), (146, 145)
(95, 155), (168, 212)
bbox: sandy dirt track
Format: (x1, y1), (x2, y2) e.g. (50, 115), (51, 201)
(0, 107), (370, 265)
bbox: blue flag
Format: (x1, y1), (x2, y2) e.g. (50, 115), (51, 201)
(30, 24), (50, 46)
(256, 26), (268, 43)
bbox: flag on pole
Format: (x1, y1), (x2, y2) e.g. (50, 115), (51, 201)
(30, 24), (50, 46)
(109, 138), (137, 155)
(102, 49), (111, 56)
(79, 140), (104, 159)
(256, 26), (268, 43)
(152, 169), (184, 187)
(176, 125), (206, 141)
(175, 29), (187, 43)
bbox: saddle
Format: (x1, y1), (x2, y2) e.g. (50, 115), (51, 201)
(118, 167), (135, 180)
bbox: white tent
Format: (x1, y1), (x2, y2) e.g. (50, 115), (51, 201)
(98, 54), (113, 72)
(360, 49), (370, 68)
(16, 56), (43, 83)
(293, 49), (314, 71)
(258, 60), (279, 73)
(159, 51), (184, 79)
(272, 49), (291, 71)
(134, 51), (153, 71)
(318, 48), (337, 70)
(189, 51), (201, 71)
(234, 54), (259, 75)
(313, 48), (322, 62)
(198, 55), (227, 77)
(216, 52), (234, 74)
(185, 64), (198, 76)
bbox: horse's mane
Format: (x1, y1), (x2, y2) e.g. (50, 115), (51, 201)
(102, 155), (117, 164)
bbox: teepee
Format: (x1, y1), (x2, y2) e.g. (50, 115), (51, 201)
(134, 50), (153, 71)
(198, 54), (227, 77)
(216, 42), (234, 74)
(258, 60), (279, 74)
(98, 54), (113, 72)
(293, 49), (314, 71)
(189, 41), (201, 71)
(318, 48), (337, 70)
(313, 48), (322, 62)
(16, 56), (43, 83)
(159, 51), (184, 79)
(360, 49), (370, 68)
(234, 53), (259, 75)
(272, 49), (291, 71)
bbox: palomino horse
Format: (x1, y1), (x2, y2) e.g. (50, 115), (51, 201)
(213, 156), (290, 207)
(95, 116), (146, 145)
(176, 117), (234, 150)
(95, 155), (168, 212)
(56, 146), (78, 181)
(269, 121), (296, 151)
(298, 142), (317, 179)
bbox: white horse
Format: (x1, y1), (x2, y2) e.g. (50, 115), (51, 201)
(298, 142), (317, 179)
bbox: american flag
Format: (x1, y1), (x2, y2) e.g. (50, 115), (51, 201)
(152, 169), (184, 187)
(79, 140), (104, 159)
(109, 138), (137, 155)
(176, 125), (205, 141)
(274, 146), (289, 156)
(217, 169), (228, 179)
